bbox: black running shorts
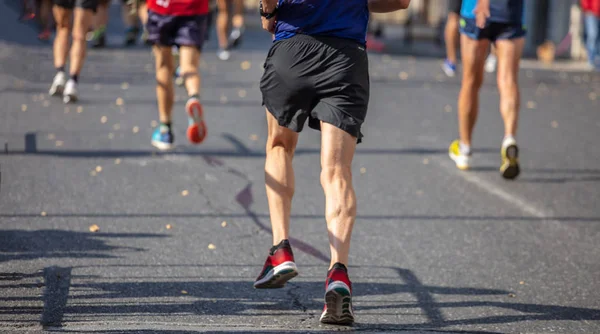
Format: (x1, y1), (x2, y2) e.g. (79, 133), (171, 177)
(449, 0), (462, 14)
(53, 0), (97, 11)
(260, 34), (370, 143)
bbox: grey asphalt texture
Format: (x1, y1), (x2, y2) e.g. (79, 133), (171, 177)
(1, 3), (600, 334)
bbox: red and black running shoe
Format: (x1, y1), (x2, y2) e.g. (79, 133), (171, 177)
(320, 263), (354, 325)
(254, 239), (298, 289)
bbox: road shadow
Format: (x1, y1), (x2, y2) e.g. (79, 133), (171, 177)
(2, 266), (599, 332)
(469, 166), (600, 184)
(0, 229), (166, 263)
(3, 130), (496, 158)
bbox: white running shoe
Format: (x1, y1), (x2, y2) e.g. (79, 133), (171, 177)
(485, 54), (497, 73)
(217, 49), (231, 61)
(62, 79), (78, 104)
(49, 72), (66, 96)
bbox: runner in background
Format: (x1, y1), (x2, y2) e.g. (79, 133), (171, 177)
(48, 0), (98, 103)
(442, 0), (462, 77)
(147, 0), (209, 150)
(215, 0), (245, 60)
(449, 0), (526, 179)
(175, 0), (216, 86)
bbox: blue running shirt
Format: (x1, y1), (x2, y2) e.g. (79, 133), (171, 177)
(461, 0), (525, 24)
(274, 0), (370, 45)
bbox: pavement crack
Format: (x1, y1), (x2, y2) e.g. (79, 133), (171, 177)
(287, 282), (309, 314)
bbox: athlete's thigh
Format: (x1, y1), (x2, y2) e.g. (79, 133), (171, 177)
(179, 45), (200, 71)
(75, 0), (97, 12)
(495, 37), (525, 84)
(320, 122), (356, 169)
(53, 0), (74, 10)
(232, 0), (243, 14)
(153, 44), (175, 69)
(266, 110), (299, 152)
(52, 4), (73, 27)
(460, 34), (489, 81)
(216, 0), (229, 13)
(72, 7), (95, 37)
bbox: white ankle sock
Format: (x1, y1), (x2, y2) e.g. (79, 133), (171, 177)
(502, 135), (516, 148)
(459, 142), (471, 155)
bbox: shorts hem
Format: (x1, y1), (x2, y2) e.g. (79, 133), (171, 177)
(264, 100), (305, 133)
(310, 102), (363, 144)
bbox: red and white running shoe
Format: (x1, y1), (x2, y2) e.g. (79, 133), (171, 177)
(254, 240), (298, 289)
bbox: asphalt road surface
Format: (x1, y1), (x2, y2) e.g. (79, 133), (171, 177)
(1, 3), (599, 333)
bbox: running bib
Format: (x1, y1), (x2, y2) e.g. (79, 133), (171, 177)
(155, 0), (169, 7)
(148, 0), (208, 16)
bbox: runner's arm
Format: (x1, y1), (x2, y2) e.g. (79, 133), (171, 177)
(261, 0), (278, 13)
(368, 0), (410, 13)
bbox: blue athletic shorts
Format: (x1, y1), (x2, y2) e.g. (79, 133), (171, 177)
(459, 17), (526, 42)
(146, 10), (208, 50)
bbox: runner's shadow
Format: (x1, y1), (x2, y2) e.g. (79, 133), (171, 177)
(0, 229), (166, 264)
(3, 268), (599, 331)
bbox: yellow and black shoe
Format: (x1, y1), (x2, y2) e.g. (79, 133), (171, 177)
(500, 139), (520, 180)
(449, 139), (471, 170)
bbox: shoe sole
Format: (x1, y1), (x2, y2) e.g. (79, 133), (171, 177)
(186, 99), (207, 144)
(49, 83), (64, 97)
(320, 282), (354, 325)
(441, 63), (455, 77)
(63, 94), (77, 104)
(500, 144), (520, 180)
(449, 152), (470, 170)
(254, 261), (298, 289)
(229, 35), (243, 49)
(151, 139), (174, 151)
(485, 63), (496, 73)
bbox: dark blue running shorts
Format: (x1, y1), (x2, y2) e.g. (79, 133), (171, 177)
(459, 17), (526, 42)
(146, 10), (208, 50)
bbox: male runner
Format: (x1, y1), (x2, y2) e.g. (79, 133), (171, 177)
(254, 0), (410, 325)
(442, 0), (462, 77)
(48, 0), (97, 103)
(147, 0), (209, 150)
(449, 0), (525, 179)
(215, 0), (245, 60)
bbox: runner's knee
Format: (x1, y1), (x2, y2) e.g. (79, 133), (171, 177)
(71, 30), (86, 42)
(320, 166), (352, 189)
(55, 17), (72, 30)
(266, 130), (297, 155)
(462, 72), (484, 90)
